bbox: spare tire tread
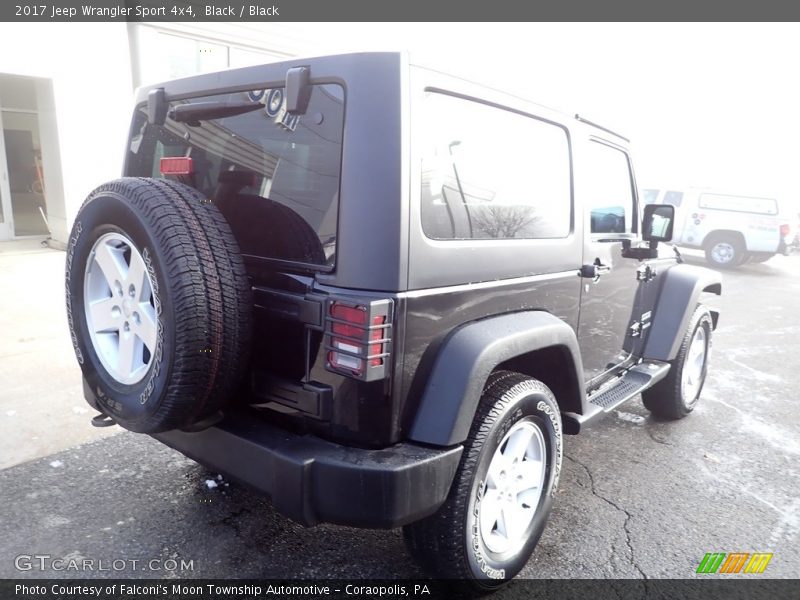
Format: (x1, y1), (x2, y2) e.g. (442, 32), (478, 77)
(151, 178), (252, 416)
(67, 177), (250, 432)
(129, 176), (224, 428)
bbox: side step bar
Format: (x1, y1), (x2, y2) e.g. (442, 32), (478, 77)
(562, 361), (670, 434)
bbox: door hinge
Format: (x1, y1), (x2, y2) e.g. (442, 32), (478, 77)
(636, 265), (656, 282)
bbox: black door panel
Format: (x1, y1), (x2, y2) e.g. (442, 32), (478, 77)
(578, 241), (639, 382)
(577, 140), (642, 386)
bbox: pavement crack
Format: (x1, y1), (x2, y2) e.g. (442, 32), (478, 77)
(565, 454), (648, 581)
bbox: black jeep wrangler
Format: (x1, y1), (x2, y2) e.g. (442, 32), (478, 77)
(65, 52), (721, 586)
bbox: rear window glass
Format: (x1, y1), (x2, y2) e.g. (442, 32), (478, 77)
(126, 84), (344, 268)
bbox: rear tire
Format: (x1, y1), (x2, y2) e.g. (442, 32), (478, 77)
(704, 235), (745, 269)
(65, 177), (252, 433)
(642, 306), (712, 420)
(403, 371), (562, 588)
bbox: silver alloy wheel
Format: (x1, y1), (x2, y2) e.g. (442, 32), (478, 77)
(479, 420), (546, 555)
(681, 326), (707, 405)
(711, 242), (736, 264)
(83, 232), (159, 385)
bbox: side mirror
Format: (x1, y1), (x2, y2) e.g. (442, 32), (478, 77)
(642, 204), (674, 243)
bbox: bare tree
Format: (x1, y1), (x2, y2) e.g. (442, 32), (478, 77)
(471, 204), (540, 238)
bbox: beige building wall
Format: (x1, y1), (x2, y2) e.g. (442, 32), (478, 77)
(0, 22), (338, 244)
(0, 23), (134, 245)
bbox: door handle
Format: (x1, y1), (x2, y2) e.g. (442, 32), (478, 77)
(580, 260), (611, 281)
(594, 261), (611, 275)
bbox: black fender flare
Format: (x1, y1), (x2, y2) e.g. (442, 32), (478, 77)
(407, 311), (585, 447)
(642, 263), (721, 362)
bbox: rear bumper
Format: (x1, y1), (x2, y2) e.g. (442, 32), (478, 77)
(153, 410), (462, 528)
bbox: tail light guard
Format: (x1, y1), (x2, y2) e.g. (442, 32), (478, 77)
(324, 297), (393, 382)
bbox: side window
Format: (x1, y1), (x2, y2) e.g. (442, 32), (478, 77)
(698, 193), (778, 215)
(420, 92), (571, 240)
(585, 142), (635, 235)
(664, 190), (684, 207)
(642, 189), (659, 205)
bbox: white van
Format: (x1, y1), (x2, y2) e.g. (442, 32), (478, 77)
(641, 188), (793, 268)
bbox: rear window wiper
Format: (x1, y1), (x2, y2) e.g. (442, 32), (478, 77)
(168, 101), (264, 124)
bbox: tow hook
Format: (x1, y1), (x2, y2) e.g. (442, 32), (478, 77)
(91, 413), (116, 428)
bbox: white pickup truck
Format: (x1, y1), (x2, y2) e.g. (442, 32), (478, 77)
(642, 188), (793, 268)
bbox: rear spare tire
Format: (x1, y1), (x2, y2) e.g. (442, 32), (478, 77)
(65, 177), (252, 433)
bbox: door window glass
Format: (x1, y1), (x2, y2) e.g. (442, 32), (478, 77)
(585, 142), (635, 235)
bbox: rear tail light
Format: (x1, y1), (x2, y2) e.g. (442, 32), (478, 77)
(780, 224), (791, 237)
(160, 156), (194, 176)
(325, 299), (392, 381)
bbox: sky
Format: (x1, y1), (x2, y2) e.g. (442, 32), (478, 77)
(299, 22), (800, 212)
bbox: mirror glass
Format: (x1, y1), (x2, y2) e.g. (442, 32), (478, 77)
(643, 204), (674, 241)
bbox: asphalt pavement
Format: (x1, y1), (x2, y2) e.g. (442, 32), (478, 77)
(1, 249), (798, 580)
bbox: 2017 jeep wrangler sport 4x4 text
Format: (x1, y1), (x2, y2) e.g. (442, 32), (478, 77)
(65, 52), (721, 587)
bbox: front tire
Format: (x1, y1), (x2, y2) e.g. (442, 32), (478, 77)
(642, 306), (712, 420)
(403, 372), (562, 588)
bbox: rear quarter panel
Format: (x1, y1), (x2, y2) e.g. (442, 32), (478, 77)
(398, 65), (583, 433)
